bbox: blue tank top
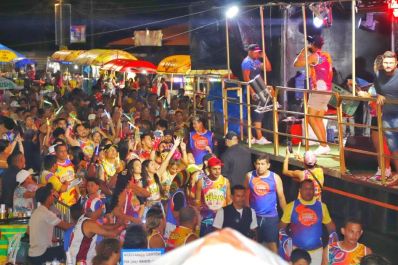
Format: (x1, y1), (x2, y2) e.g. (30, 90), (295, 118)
(290, 199), (323, 250)
(166, 189), (187, 225)
(189, 130), (213, 165)
(248, 171), (278, 217)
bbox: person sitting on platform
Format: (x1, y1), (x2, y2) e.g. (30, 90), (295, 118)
(283, 149), (324, 201)
(294, 36), (333, 156)
(323, 218), (372, 265)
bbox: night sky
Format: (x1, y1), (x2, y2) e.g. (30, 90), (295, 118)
(0, 0), (320, 51)
(0, 0), (209, 51)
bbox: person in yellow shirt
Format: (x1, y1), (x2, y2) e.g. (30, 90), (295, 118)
(280, 180), (336, 265)
(283, 149), (324, 201)
(54, 144), (79, 206)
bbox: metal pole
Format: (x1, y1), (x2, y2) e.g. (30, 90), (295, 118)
(352, 0), (356, 96)
(376, 104), (386, 184)
(193, 77), (197, 117)
(336, 95), (346, 174)
(60, 0), (63, 48)
(247, 85), (252, 148)
(260, 6), (268, 84)
(90, 0), (94, 48)
(222, 79), (229, 135)
(302, 4), (310, 151)
(170, 74), (174, 91)
(238, 86), (244, 141)
(273, 88), (280, 155)
(226, 19), (231, 79)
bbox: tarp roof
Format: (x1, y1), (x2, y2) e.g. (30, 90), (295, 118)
(0, 44), (25, 63)
(102, 59), (157, 74)
(157, 55), (191, 74)
(73, 49), (137, 66)
(51, 50), (86, 63)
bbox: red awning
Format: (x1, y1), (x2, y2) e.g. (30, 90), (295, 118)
(102, 59), (157, 73)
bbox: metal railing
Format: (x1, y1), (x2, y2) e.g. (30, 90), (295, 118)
(192, 76), (398, 185)
(53, 200), (71, 240)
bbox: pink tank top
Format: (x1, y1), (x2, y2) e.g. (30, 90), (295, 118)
(312, 51), (333, 92)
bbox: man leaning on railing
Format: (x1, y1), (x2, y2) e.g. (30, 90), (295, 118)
(374, 51), (398, 180)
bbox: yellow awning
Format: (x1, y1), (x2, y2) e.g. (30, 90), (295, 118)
(157, 55), (191, 74)
(187, 69), (232, 76)
(73, 49), (137, 66)
(0, 50), (18, 63)
(51, 50), (86, 62)
(0, 44), (25, 63)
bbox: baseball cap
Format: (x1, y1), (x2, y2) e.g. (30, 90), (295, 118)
(248, 44), (262, 52)
(225, 131), (238, 140)
(16, 169), (31, 184)
(207, 157), (224, 167)
(10, 101), (20, 108)
(304, 151), (317, 166)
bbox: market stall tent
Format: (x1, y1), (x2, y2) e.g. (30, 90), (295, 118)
(51, 50), (86, 64)
(0, 44), (25, 63)
(157, 55), (191, 74)
(102, 59), (157, 74)
(73, 49), (137, 66)
(0, 77), (23, 90)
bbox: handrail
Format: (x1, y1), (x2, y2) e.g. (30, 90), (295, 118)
(192, 76), (398, 185)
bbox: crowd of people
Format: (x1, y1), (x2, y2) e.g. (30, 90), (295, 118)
(0, 45), (395, 265)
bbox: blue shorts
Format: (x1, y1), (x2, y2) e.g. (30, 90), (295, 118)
(251, 108), (264, 123)
(257, 216), (279, 244)
(382, 112), (398, 152)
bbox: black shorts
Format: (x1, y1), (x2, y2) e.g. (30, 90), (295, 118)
(371, 117), (378, 131)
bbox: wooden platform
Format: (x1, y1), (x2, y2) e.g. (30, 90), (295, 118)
(245, 142), (398, 193)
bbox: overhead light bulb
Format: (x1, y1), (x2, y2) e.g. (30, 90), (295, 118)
(226, 6), (239, 19)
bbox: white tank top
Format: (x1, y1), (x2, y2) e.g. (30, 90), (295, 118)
(68, 215), (97, 265)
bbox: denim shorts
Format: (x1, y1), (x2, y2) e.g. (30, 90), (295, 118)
(257, 215), (279, 243)
(382, 112), (398, 152)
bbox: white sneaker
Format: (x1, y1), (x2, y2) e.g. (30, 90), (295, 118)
(247, 137), (256, 144)
(314, 145), (331, 155)
(371, 167), (392, 181)
(255, 137), (272, 145)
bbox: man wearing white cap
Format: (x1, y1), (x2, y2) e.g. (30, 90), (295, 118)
(283, 149), (324, 201)
(13, 169), (40, 214)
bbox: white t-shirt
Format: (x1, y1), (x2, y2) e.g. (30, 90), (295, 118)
(213, 207), (258, 230)
(28, 205), (61, 257)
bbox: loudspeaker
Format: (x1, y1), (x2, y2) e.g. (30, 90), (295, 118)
(344, 136), (378, 171)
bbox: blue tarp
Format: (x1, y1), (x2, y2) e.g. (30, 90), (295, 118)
(208, 81), (247, 135)
(14, 58), (37, 68)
